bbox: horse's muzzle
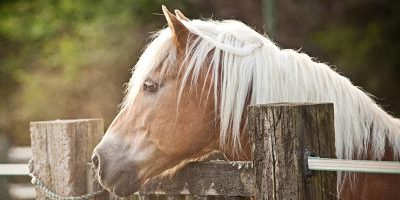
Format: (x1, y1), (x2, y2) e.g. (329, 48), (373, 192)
(91, 150), (141, 197)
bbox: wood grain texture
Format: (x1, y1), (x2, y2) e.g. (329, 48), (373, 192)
(248, 103), (337, 200)
(30, 119), (109, 200)
(137, 195), (247, 200)
(139, 161), (254, 197)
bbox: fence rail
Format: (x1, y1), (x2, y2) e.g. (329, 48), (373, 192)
(139, 161), (254, 197)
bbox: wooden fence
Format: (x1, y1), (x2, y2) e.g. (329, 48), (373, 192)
(29, 103), (337, 200)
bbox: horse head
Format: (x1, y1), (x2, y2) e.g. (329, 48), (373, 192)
(91, 6), (233, 196)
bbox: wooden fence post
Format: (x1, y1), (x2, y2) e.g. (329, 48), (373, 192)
(248, 103), (337, 200)
(0, 135), (10, 199)
(30, 119), (108, 200)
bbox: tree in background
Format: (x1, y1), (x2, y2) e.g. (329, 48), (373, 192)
(0, 0), (399, 145)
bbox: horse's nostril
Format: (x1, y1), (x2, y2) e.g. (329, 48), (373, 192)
(92, 153), (99, 169)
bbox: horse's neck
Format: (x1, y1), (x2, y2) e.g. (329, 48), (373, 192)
(214, 45), (400, 161)
(389, 118), (400, 159)
(365, 105), (400, 160)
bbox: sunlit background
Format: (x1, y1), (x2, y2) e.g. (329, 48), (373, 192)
(1, 0), (399, 199)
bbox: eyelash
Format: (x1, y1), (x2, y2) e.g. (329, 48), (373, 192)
(143, 79), (159, 92)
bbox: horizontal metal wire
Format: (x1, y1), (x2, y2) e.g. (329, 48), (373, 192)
(0, 164), (28, 175)
(308, 157), (400, 174)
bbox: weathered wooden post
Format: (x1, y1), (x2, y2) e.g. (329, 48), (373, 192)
(248, 103), (337, 200)
(30, 119), (108, 200)
(0, 135), (11, 200)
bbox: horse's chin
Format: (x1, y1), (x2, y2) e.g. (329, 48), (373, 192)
(98, 170), (142, 197)
(111, 181), (140, 197)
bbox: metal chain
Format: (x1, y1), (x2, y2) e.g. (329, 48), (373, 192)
(28, 159), (106, 200)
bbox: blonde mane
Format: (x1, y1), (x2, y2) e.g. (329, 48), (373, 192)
(123, 19), (400, 163)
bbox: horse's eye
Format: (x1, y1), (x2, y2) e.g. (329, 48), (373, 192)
(143, 79), (158, 92)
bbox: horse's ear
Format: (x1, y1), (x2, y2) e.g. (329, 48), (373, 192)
(162, 5), (190, 50)
(174, 9), (189, 21)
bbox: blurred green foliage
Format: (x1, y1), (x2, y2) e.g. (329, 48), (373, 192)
(312, 0), (400, 116)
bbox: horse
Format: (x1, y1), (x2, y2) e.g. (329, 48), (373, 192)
(92, 6), (400, 199)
